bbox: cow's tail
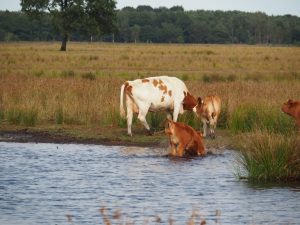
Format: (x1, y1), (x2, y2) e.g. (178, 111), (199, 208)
(120, 83), (126, 118)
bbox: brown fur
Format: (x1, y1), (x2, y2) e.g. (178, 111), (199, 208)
(152, 79), (158, 87)
(142, 79), (150, 83)
(182, 91), (197, 111)
(168, 90), (172, 97)
(195, 95), (221, 138)
(165, 119), (206, 157)
(281, 99), (300, 127)
(158, 84), (168, 94)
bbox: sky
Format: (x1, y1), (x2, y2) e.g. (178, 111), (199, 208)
(1, 0), (300, 16)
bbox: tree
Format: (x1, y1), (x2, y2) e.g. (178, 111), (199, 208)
(21, 0), (117, 51)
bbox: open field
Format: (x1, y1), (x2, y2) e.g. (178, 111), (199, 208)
(0, 42), (299, 138)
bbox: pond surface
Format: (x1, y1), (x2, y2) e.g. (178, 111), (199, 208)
(0, 142), (299, 225)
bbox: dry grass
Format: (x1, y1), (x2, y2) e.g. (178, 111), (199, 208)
(0, 42), (300, 128)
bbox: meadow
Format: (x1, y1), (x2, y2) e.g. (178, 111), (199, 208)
(0, 42), (300, 181)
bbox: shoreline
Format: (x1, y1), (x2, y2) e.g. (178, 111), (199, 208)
(0, 125), (233, 149)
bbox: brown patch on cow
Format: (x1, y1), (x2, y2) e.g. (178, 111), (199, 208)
(281, 99), (300, 127)
(161, 96), (165, 102)
(142, 79), (150, 83)
(158, 79), (163, 84)
(152, 79), (159, 87)
(168, 90), (172, 97)
(125, 83), (133, 96)
(165, 119), (206, 157)
(182, 92), (197, 111)
(158, 84), (168, 94)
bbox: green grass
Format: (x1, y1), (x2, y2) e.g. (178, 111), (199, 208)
(229, 103), (296, 134)
(6, 107), (38, 126)
(236, 131), (300, 182)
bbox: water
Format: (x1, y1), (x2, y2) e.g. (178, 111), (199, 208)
(0, 142), (299, 225)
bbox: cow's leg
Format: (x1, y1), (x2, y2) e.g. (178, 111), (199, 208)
(202, 118), (208, 137)
(126, 104), (133, 136)
(209, 117), (216, 139)
(177, 143), (185, 157)
(172, 104), (181, 122)
(137, 107), (152, 135)
(166, 112), (172, 120)
(169, 142), (177, 156)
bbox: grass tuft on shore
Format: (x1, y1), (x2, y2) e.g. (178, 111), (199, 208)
(236, 131), (300, 182)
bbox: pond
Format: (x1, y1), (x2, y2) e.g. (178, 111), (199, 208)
(0, 142), (299, 224)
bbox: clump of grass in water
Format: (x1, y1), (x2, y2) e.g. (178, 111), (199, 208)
(229, 103), (295, 134)
(236, 131), (300, 182)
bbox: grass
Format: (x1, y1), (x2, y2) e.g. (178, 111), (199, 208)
(0, 42), (299, 150)
(6, 107), (38, 126)
(236, 131), (300, 182)
(229, 103), (296, 134)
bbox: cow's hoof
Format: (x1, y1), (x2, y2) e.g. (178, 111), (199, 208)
(147, 129), (154, 136)
(209, 133), (216, 139)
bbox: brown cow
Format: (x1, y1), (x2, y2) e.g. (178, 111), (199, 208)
(281, 99), (300, 127)
(165, 119), (206, 157)
(193, 95), (221, 138)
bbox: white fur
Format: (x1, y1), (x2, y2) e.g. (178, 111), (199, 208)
(120, 76), (188, 136)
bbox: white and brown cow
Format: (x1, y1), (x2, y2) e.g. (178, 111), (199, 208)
(193, 95), (221, 138)
(120, 76), (195, 136)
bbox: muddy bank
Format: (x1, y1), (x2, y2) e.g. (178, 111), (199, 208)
(0, 125), (233, 149)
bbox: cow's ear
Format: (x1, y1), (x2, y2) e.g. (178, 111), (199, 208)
(197, 97), (203, 105)
(287, 99), (293, 104)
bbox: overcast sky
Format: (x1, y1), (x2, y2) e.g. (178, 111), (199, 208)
(1, 0), (300, 16)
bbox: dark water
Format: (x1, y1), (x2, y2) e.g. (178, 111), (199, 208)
(0, 142), (299, 225)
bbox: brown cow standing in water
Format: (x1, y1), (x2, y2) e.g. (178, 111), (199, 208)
(165, 119), (206, 157)
(192, 95), (221, 138)
(281, 99), (300, 127)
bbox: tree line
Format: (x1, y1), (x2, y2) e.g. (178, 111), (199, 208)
(1, 5), (300, 44)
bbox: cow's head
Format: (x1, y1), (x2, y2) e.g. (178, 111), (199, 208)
(165, 118), (175, 135)
(193, 97), (205, 115)
(182, 92), (197, 111)
(281, 99), (296, 116)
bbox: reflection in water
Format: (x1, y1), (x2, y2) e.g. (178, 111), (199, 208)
(0, 142), (300, 224)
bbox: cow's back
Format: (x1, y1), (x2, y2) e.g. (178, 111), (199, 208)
(128, 76), (188, 108)
(205, 95), (221, 117)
